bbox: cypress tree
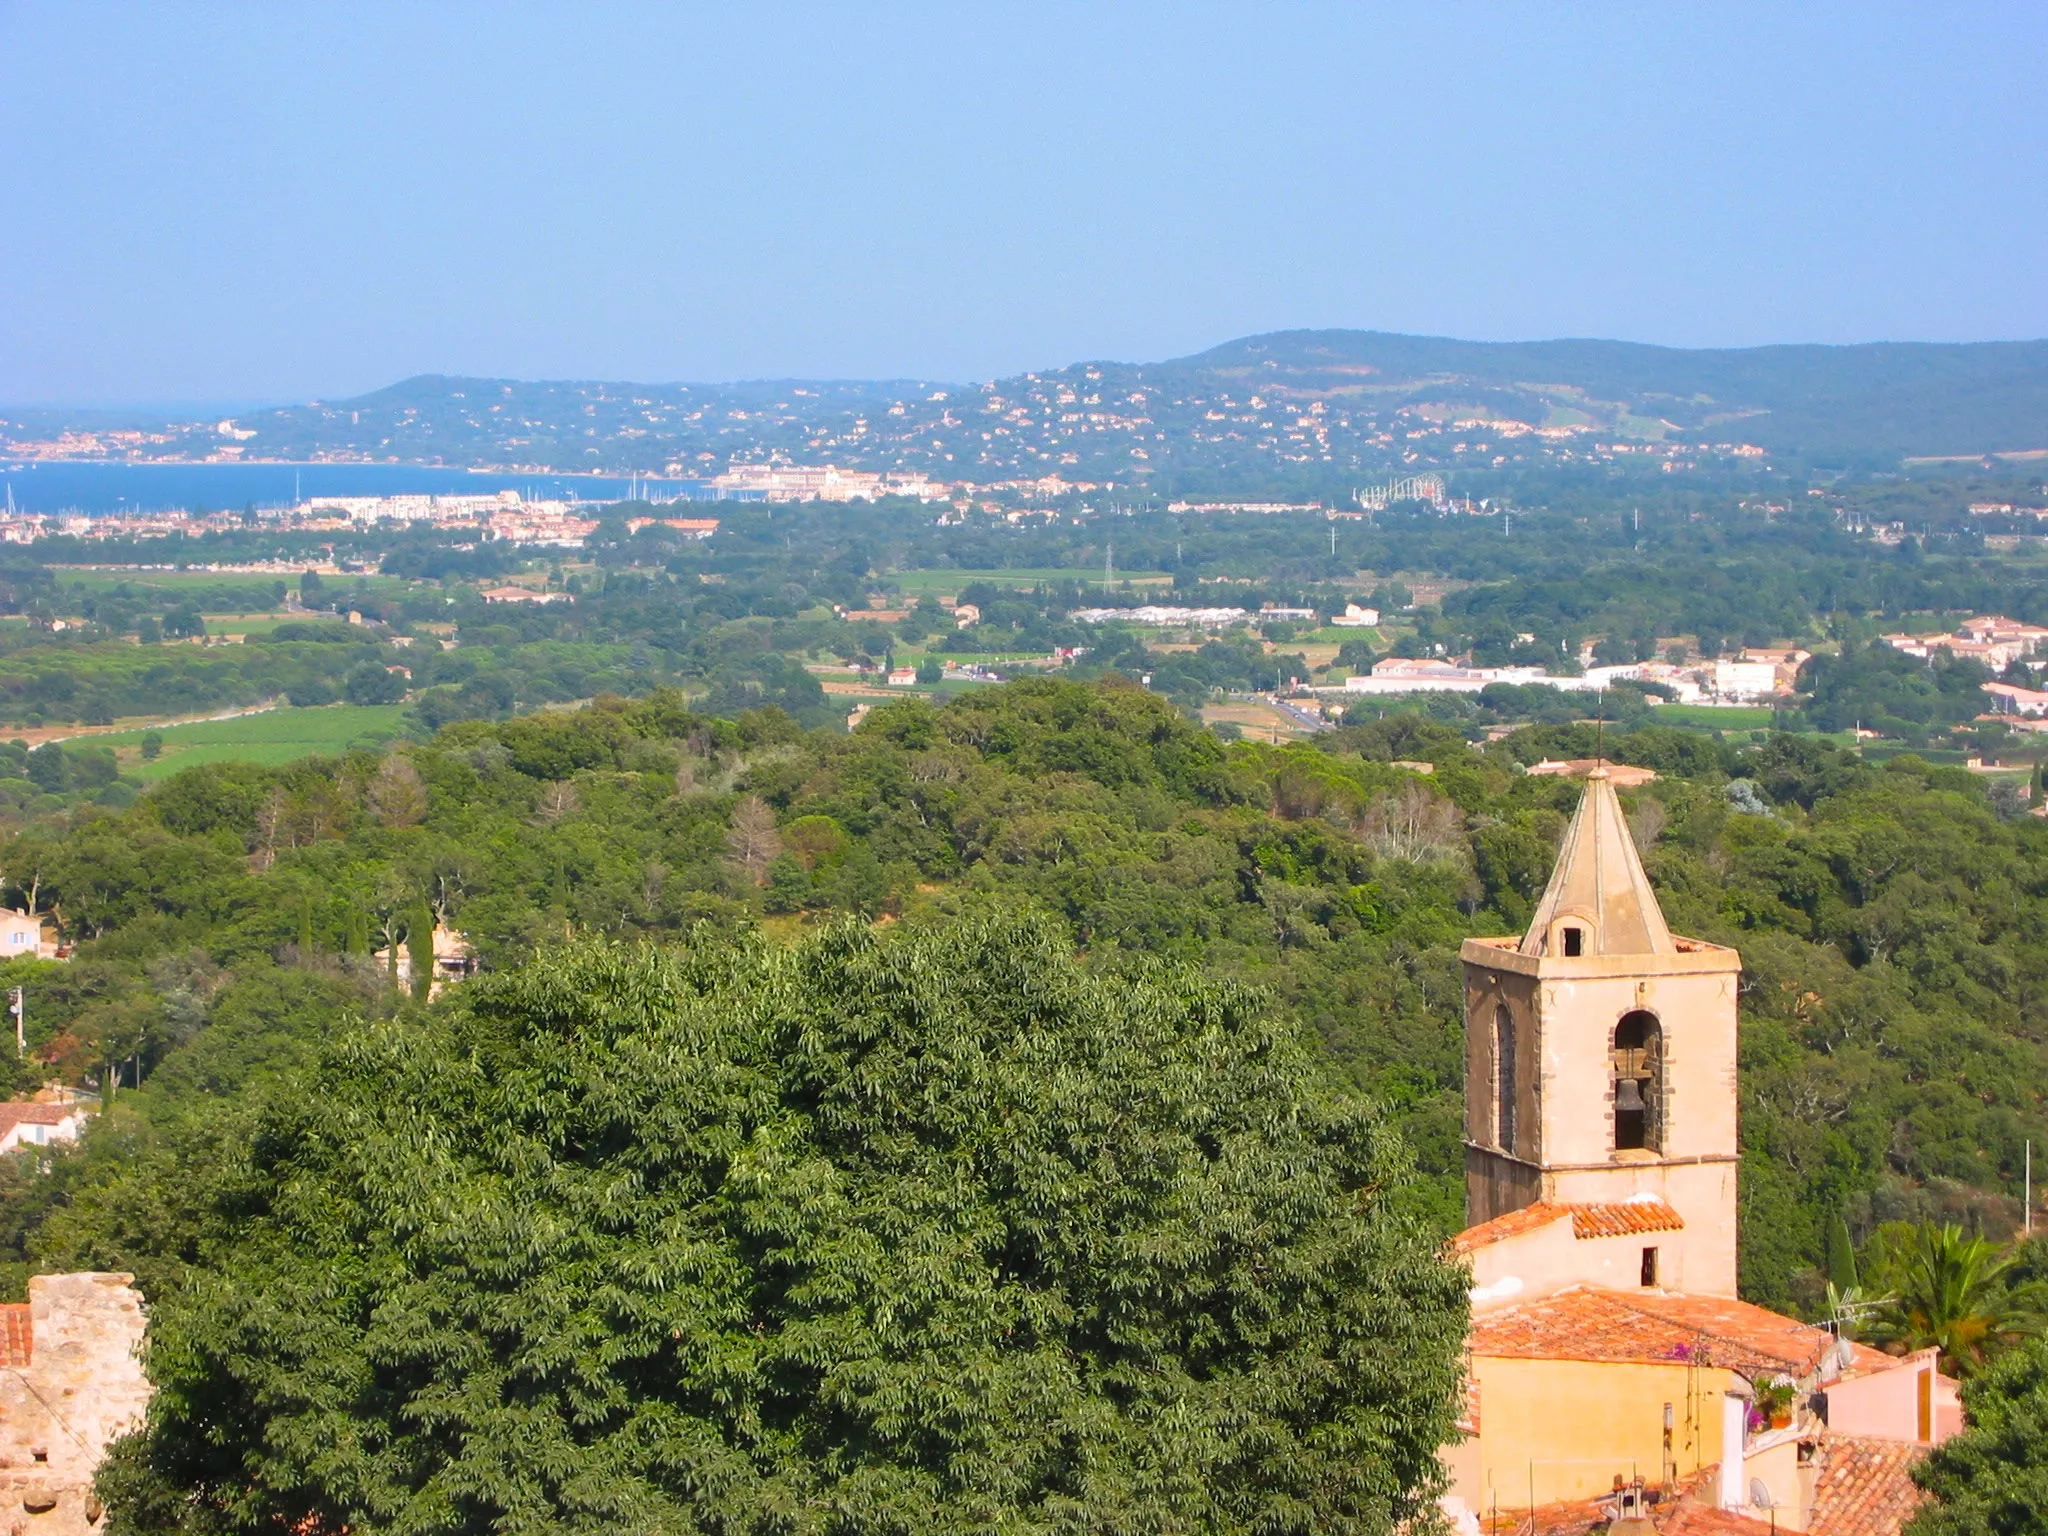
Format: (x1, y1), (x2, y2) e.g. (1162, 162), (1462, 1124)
(407, 903), (435, 1003)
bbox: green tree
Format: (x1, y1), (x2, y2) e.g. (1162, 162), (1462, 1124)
(343, 662), (406, 706)
(1907, 1335), (2048, 1535)
(406, 902), (434, 1003)
(97, 917), (1468, 1536)
(139, 731), (164, 762)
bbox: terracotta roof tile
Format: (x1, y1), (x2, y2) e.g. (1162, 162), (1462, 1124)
(1483, 1495), (1773, 1535)
(1570, 1197), (1686, 1238)
(1454, 1196), (1685, 1253)
(1809, 1435), (1926, 1536)
(1454, 1200), (1575, 1253)
(0, 1303), (31, 1367)
(1657, 1504), (1776, 1534)
(1469, 1286), (1886, 1377)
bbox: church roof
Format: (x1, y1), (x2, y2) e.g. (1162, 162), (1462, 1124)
(1469, 1285), (1894, 1377)
(1521, 766), (1675, 956)
(1453, 1196), (1686, 1254)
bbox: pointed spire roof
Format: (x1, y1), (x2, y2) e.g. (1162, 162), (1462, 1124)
(1521, 768), (1674, 957)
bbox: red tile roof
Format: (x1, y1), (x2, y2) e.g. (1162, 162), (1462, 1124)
(0, 1303), (31, 1367)
(1454, 1196), (1685, 1253)
(1483, 1495), (1773, 1535)
(1571, 1198), (1687, 1239)
(0, 1102), (77, 1135)
(1469, 1286), (1892, 1377)
(1657, 1504), (1776, 1535)
(1809, 1435), (1927, 1536)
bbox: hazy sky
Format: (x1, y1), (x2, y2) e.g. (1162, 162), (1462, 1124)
(5, 2), (2045, 405)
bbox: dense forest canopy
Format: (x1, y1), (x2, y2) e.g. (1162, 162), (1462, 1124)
(94, 921), (1468, 1536)
(2, 681), (2044, 1336)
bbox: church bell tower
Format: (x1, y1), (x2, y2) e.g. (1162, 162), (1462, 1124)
(1460, 768), (1742, 1297)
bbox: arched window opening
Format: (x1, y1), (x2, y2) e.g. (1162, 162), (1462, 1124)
(1612, 1010), (1663, 1151)
(1495, 1004), (1517, 1152)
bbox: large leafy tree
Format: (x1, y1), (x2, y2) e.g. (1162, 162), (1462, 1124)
(1908, 1335), (2048, 1535)
(101, 914), (1469, 1535)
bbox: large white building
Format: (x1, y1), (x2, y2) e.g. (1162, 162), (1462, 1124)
(711, 465), (947, 502)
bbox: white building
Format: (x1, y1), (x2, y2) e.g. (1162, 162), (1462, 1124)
(0, 1100), (91, 1154)
(712, 465), (947, 503)
(0, 909), (45, 958)
(1068, 606), (1249, 628)
(1330, 604), (1381, 628)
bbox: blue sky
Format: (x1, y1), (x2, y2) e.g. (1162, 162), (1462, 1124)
(4, 2), (2045, 405)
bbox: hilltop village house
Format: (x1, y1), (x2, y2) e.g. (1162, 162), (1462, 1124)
(1440, 768), (1958, 1534)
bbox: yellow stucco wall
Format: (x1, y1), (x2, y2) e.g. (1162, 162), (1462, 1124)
(1462, 1355), (1733, 1510)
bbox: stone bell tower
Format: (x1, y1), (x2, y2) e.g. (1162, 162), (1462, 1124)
(1459, 768), (1743, 1297)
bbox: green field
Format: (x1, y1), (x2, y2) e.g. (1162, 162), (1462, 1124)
(54, 570), (424, 601)
(1648, 702), (1779, 730)
(90, 704), (410, 780)
(889, 568), (1170, 593)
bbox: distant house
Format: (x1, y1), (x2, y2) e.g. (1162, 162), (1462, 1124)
(0, 1100), (91, 1154)
(0, 909), (43, 958)
(480, 586), (570, 605)
(886, 667), (918, 687)
(373, 925), (479, 998)
(952, 604), (981, 628)
(1330, 603), (1381, 628)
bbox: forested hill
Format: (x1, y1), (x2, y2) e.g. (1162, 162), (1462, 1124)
(13, 330), (2046, 482)
(1166, 330), (2048, 460)
(3, 681), (2046, 1326)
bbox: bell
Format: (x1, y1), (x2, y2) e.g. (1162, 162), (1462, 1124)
(1615, 1075), (1646, 1112)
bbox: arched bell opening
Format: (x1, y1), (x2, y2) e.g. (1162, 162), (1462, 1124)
(1494, 1004), (1517, 1153)
(1612, 1009), (1663, 1152)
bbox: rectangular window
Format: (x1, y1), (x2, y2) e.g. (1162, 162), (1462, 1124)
(1641, 1246), (1659, 1287)
(1563, 927), (1584, 956)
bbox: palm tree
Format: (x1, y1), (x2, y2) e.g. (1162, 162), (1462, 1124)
(1868, 1222), (2028, 1376)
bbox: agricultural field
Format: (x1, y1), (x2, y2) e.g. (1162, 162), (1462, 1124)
(1199, 699), (1319, 742)
(1645, 702), (1779, 729)
(90, 703), (409, 779)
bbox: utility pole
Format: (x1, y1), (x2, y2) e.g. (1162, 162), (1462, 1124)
(2028, 1141), (2033, 1238)
(8, 987), (19, 1055)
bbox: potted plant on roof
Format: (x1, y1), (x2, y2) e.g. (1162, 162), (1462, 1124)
(1754, 1376), (1797, 1430)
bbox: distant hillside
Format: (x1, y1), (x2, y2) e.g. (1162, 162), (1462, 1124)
(7, 330), (2046, 484)
(1165, 330), (2048, 459)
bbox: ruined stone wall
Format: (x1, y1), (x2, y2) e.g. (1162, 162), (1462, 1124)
(0, 1274), (151, 1536)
